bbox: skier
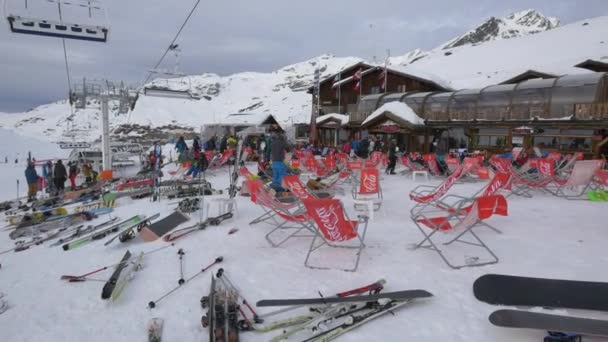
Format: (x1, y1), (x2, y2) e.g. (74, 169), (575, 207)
(53, 160), (67, 195)
(219, 136), (228, 153)
(258, 135), (267, 162)
(342, 140), (351, 155)
(359, 138), (370, 159)
(42, 160), (54, 194)
(192, 137), (201, 158)
(227, 135), (237, 149)
(175, 136), (188, 161)
(24, 162), (38, 202)
(81, 161), (92, 185)
(205, 135), (217, 152)
(385, 139), (398, 175)
(270, 131), (290, 189)
(369, 137), (376, 154)
(68, 161), (79, 190)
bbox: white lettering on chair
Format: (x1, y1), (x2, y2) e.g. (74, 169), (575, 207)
(315, 204), (343, 241)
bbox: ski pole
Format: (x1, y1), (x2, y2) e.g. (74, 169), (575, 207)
(177, 248), (185, 285)
(148, 256), (223, 309)
(216, 268), (261, 323)
(60, 243), (175, 281)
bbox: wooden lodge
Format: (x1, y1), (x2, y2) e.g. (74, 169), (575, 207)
(310, 60), (608, 157)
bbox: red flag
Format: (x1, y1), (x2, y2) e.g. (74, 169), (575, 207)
(353, 68), (363, 91)
(378, 66), (387, 90)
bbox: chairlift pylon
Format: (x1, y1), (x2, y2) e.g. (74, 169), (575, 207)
(4, 0), (109, 42)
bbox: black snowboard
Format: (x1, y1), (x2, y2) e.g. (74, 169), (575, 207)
(140, 211), (189, 241)
(474, 274), (608, 312)
(489, 309), (608, 337)
(101, 250), (131, 300)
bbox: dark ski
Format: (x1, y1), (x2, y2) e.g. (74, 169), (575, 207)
(489, 309), (608, 337)
(257, 289), (433, 307)
(101, 250), (131, 300)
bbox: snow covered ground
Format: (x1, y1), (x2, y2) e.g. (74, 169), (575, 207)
(0, 153), (607, 341)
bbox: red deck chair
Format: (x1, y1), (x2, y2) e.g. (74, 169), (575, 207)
(409, 164), (466, 216)
(351, 168), (383, 211)
(545, 160), (604, 199)
(282, 175), (331, 199)
(411, 195), (507, 269)
(401, 156), (427, 173)
(445, 157), (460, 174)
(423, 154), (444, 176)
(300, 197), (369, 272)
(244, 179), (314, 247)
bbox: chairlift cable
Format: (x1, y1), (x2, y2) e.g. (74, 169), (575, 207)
(140, 0), (202, 86)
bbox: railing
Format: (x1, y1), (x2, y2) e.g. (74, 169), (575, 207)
(575, 103), (608, 120)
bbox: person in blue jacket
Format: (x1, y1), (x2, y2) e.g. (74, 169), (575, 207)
(25, 162), (38, 202)
(175, 136), (188, 161)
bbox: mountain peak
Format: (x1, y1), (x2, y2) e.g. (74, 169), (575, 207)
(441, 9), (559, 50)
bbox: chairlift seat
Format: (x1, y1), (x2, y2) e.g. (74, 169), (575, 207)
(7, 15), (108, 43)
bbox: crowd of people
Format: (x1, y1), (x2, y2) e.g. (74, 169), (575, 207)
(24, 159), (97, 202)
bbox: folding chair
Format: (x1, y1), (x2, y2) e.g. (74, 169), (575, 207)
(351, 168), (383, 211)
(282, 175), (329, 199)
(300, 197), (369, 272)
(411, 195), (508, 269)
(409, 164), (466, 216)
(545, 160), (604, 199)
(245, 179), (315, 247)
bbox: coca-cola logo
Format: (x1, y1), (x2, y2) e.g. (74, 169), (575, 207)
(538, 161), (553, 176)
(286, 179), (309, 199)
(314, 204), (343, 241)
(362, 171), (378, 193)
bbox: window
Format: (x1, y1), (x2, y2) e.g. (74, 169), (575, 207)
(397, 84), (407, 92)
(370, 86), (380, 94)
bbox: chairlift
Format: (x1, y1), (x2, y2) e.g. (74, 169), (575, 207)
(4, 0), (109, 42)
(142, 45), (200, 100)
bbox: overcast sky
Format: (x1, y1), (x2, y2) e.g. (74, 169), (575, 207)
(0, 0), (606, 112)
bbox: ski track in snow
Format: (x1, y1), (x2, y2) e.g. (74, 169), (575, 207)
(0, 160), (607, 341)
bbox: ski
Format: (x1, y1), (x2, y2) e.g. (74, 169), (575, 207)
(10, 225), (84, 253)
(147, 317), (164, 342)
(49, 217), (119, 247)
(101, 250), (131, 300)
(257, 290), (433, 307)
(111, 251), (144, 301)
(60, 244), (174, 281)
(474, 274), (608, 312)
(62, 216), (143, 251)
(489, 309), (608, 337)
(162, 212), (233, 242)
(104, 213), (161, 245)
(202, 273), (240, 342)
(303, 299), (412, 341)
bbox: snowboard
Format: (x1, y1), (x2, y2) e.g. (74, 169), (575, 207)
(489, 309), (608, 337)
(101, 250), (132, 300)
(148, 317), (164, 342)
(257, 289), (433, 307)
(139, 211), (190, 242)
(474, 274), (608, 312)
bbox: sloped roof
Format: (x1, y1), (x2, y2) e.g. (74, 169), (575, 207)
(498, 69), (559, 84)
(361, 102), (425, 128)
(574, 59), (608, 73)
(316, 113), (349, 126)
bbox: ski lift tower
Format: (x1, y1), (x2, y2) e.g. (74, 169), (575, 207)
(70, 78), (138, 179)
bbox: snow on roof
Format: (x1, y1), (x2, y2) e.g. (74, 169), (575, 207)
(389, 65), (454, 91)
(362, 102), (425, 127)
(222, 113), (278, 126)
(316, 113), (349, 125)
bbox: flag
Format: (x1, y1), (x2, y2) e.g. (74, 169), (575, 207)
(353, 68), (363, 91)
(379, 63), (388, 91)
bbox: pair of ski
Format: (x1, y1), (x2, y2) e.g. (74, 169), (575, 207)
(475, 274), (608, 338)
(62, 215), (145, 251)
(163, 211), (232, 241)
(100, 250), (144, 301)
(0, 292), (8, 315)
(104, 212), (163, 245)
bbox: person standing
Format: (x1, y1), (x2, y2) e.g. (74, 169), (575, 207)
(53, 160), (67, 195)
(192, 137), (201, 158)
(24, 162), (38, 202)
(175, 136), (188, 161)
(270, 132), (290, 188)
(68, 161), (79, 190)
(386, 139), (398, 175)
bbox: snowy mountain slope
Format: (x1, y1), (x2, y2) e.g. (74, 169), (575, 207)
(400, 15), (608, 89)
(441, 9), (559, 50)
(0, 55), (363, 142)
